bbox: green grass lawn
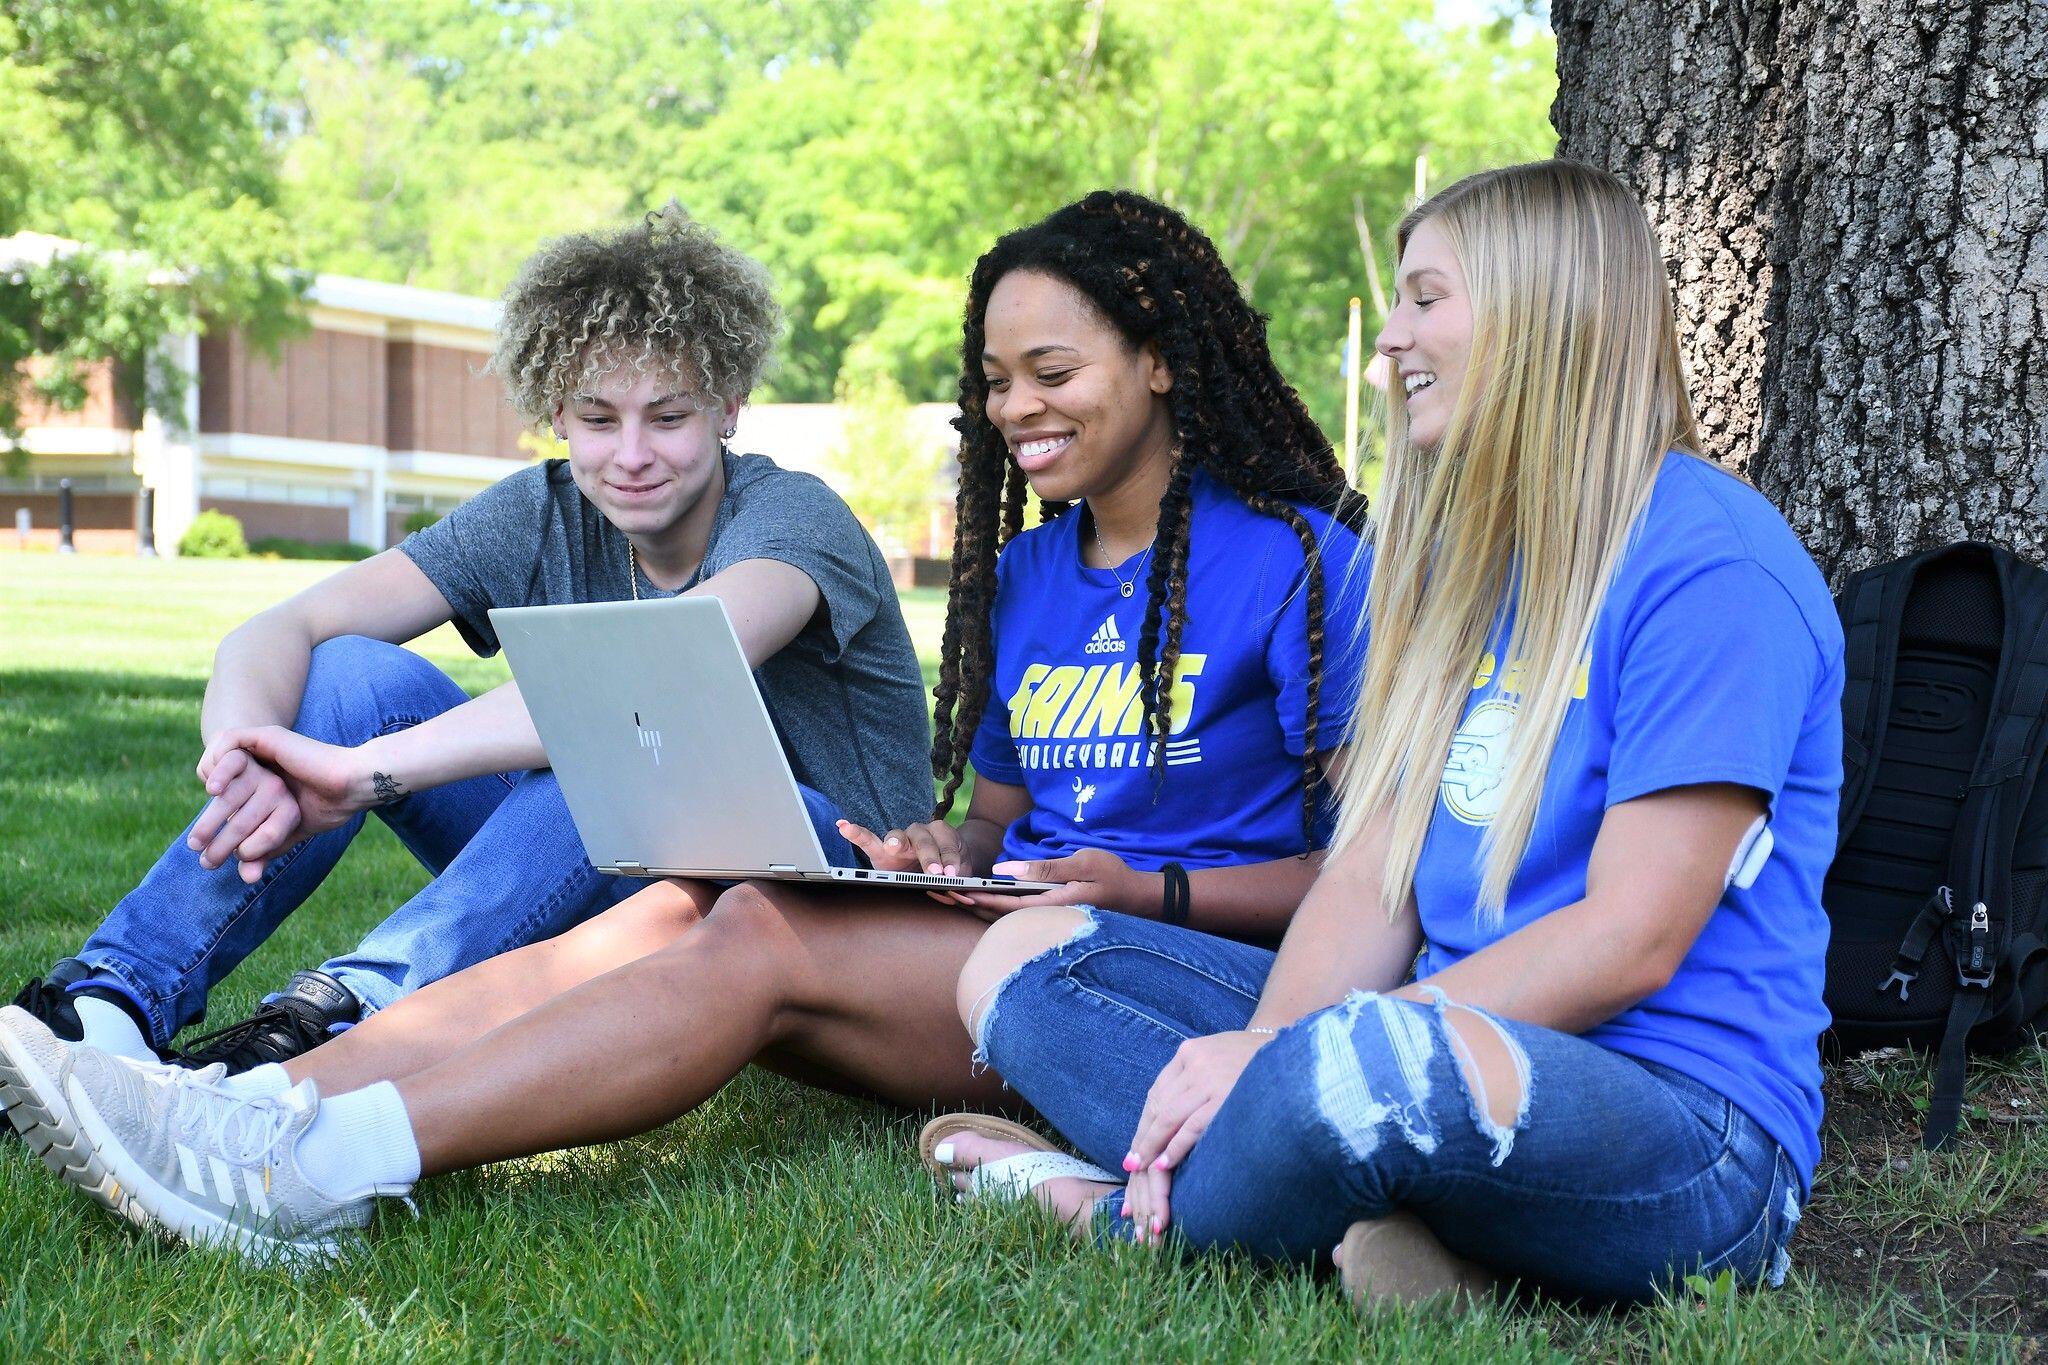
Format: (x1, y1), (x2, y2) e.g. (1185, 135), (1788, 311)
(1, 555), (2042, 1360)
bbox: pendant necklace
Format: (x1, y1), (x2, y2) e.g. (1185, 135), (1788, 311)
(1091, 517), (1155, 599)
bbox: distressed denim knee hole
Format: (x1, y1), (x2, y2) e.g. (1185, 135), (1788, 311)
(967, 908), (1100, 1070)
(1441, 1003), (1532, 1166)
(1313, 991), (1442, 1162)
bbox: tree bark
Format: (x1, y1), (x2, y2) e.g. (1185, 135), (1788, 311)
(1552, 0), (2048, 581)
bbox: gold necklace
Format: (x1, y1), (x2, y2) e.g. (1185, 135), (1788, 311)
(628, 541), (641, 601)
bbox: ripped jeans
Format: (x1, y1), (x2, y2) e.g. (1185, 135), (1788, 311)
(975, 910), (1802, 1304)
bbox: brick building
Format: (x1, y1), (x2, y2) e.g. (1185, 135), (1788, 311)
(2, 236), (960, 561)
(4, 257), (525, 555)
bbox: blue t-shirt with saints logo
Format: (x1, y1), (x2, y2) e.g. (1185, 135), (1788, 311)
(969, 470), (1370, 872)
(1413, 451), (1843, 1194)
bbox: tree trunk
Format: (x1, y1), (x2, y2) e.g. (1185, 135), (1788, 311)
(1551, 0), (2048, 581)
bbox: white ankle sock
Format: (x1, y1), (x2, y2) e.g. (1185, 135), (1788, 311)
(218, 1063), (292, 1098)
(295, 1081), (421, 1198)
(73, 995), (155, 1062)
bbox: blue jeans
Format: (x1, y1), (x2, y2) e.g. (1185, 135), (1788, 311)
(976, 910), (1804, 1304)
(76, 636), (856, 1047)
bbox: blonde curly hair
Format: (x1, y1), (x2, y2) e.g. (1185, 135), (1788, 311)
(490, 204), (782, 424)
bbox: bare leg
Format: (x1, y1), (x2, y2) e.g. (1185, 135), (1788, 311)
(396, 881), (1010, 1175)
(284, 879), (717, 1095)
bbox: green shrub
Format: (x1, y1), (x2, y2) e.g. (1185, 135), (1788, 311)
(249, 537), (376, 561)
(178, 509), (248, 559)
(402, 509), (443, 533)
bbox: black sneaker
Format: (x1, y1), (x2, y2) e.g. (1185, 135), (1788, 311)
(4, 960), (117, 1143)
(10, 973), (87, 1045)
(173, 970), (361, 1074)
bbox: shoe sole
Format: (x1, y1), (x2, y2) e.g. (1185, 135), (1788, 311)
(0, 1014), (139, 1225)
(63, 1073), (340, 1265)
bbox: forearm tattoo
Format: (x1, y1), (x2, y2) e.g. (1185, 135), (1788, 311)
(370, 771), (405, 805)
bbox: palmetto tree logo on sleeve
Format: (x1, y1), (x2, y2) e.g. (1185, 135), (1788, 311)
(1071, 775), (1098, 822)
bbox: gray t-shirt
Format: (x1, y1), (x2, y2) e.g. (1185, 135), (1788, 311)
(400, 451), (933, 834)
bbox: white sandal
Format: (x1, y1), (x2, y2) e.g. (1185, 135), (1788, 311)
(917, 1112), (1120, 1204)
(947, 1149), (1123, 1204)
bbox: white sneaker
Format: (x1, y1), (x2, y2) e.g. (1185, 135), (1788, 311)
(60, 1046), (389, 1262)
(0, 1005), (217, 1224)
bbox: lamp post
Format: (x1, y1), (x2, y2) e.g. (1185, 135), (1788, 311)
(57, 477), (75, 553)
(138, 485), (157, 557)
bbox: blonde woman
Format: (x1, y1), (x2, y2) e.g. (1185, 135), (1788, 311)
(928, 161), (1843, 1307)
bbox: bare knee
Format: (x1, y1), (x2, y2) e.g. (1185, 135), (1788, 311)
(606, 879), (711, 939)
(698, 880), (812, 956)
(955, 906), (1094, 1039)
(535, 879), (712, 992)
(1442, 1005), (1527, 1133)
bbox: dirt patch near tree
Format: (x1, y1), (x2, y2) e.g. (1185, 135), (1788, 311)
(1798, 1050), (2048, 1343)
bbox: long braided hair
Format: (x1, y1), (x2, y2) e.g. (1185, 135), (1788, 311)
(930, 190), (1369, 849)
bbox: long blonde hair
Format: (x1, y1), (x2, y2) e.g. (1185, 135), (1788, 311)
(1332, 160), (1702, 923)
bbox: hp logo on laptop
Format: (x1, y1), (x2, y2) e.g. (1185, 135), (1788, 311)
(634, 711), (662, 766)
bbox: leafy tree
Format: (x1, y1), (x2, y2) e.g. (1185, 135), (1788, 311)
(254, 0), (875, 295)
(825, 367), (944, 555)
(0, 0), (300, 446)
(660, 0), (1554, 428)
(240, 0), (1555, 446)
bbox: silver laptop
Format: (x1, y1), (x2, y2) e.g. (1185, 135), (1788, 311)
(489, 596), (1057, 894)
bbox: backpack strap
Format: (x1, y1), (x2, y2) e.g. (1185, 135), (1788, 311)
(1978, 547), (2048, 784)
(1923, 545), (2048, 1150)
(1924, 981), (1988, 1151)
(1836, 566), (1902, 852)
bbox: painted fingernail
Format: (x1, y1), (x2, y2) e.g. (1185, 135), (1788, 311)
(1152, 1216), (1162, 1235)
(1122, 1153), (1140, 1172)
(933, 1142), (954, 1166)
(886, 836), (900, 846)
(1119, 1199), (1131, 1218)
(1152, 1156), (1169, 1170)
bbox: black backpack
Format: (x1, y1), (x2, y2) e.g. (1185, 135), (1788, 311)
(1821, 541), (2048, 1150)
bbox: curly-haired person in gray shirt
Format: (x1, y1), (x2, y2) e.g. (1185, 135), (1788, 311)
(0, 208), (932, 1100)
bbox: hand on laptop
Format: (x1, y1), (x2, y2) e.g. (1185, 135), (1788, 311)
(952, 849), (1151, 923)
(835, 818), (990, 908)
(837, 819), (977, 876)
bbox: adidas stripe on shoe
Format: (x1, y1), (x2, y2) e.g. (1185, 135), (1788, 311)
(61, 1050), (384, 1263)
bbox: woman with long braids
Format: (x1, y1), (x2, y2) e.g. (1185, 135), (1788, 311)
(930, 161), (1842, 1309)
(0, 191), (1371, 1259)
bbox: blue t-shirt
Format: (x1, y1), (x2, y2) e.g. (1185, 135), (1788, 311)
(1412, 452), (1843, 1193)
(970, 470), (1371, 871)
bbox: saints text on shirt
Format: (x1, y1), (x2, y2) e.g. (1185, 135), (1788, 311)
(1004, 654), (1208, 770)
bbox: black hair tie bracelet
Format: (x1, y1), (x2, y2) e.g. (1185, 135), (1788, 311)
(1161, 862), (1191, 927)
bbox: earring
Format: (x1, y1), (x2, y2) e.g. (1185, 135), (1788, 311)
(720, 425), (737, 441)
